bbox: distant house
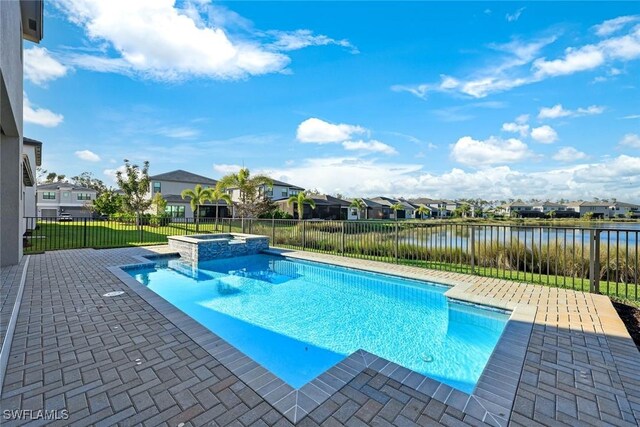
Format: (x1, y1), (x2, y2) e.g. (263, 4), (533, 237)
(408, 198), (451, 218)
(566, 201), (613, 219)
(609, 201), (640, 218)
(566, 201), (640, 219)
(148, 170), (229, 219)
(496, 202), (534, 217)
(277, 194), (351, 220)
(22, 137), (42, 228)
(532, 202), (567, 214)
(367, 197), (417, 219)
(37, 183), (97, 218)
(226, 178), (303, 202)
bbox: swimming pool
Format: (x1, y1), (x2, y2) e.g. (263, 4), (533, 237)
(126, 254), (509, 393)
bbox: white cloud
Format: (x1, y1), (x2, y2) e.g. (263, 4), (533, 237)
(342, 140), (397, 155)
(156, 126), (199, 139)
(54, 0), (290, 80)
(593, 15), (639, 37)
(538, 104), (605, 119)
(23, 96), (64, 127)
(103, 165), (126, 183)
(621, 114), (640, 119)
(620, 133), (640, 148)
(533, 23), (640, 78)
(450, 136), (534, 167)
(506, 7), (525, 22)
(260, 155), (640, 201)
(213, 163), (242, 174)
(395, 17), (640, 99)
(530, 125), (558, 144)
(75, 150), (101, 162)
(24, 47), (69, 85)
(552, 147), (588, 162)
(267, 30), (358, 53)
(296, 118), (366, 143)
(501, 122), (530, 137)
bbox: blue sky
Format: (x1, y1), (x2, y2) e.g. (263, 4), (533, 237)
(24, 1), (640, 201)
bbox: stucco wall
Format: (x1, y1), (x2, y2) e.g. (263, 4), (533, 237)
(0, 1), (25, 266)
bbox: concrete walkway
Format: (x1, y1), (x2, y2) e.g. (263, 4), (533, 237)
(0, 247), (638, 426)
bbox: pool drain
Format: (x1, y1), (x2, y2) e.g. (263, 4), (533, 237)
(103, 291), (125, 297)
(421, 354), (434, 363)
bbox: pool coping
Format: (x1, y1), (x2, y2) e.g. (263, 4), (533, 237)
(107, 250), (536, 426)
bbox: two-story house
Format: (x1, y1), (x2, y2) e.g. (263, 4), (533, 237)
(496, 202), (534, 217)
(565, 201), (613, 219)
(408, 198), (452, 218)
(37, 183), (97, 218)
(276, 194), (351, 220)
(226, 178), (304, 203)
(148, 170), (229, 219)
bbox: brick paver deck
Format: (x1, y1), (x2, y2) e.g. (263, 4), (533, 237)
(0, 247), (638, 426)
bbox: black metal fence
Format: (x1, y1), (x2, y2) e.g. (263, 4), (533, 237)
(23, 217), (639, 301)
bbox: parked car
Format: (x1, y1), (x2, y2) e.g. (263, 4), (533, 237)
(58, 213), (73, 222)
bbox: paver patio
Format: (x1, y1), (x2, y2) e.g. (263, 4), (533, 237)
(1, 246), (639, 426)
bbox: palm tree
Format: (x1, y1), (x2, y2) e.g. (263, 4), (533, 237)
(208, 185), (233, 231)
(181, 184), (212, 232)
(390, 203), (404, 221)
(350, 198), (367, 219)
(287, 192), (316, 220)
(415, 205), (430, 219)
(218, 168), (273, 228)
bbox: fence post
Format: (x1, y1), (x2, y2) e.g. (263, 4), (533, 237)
(341, 221), (345, 255)
(470, 225), (475, 274)
(589, 229), (601, 294)
(272, 217), (276, 246)
(302, 220), (306, 250)
(83, 218), (88, 247)
(395, 221), (399, 264)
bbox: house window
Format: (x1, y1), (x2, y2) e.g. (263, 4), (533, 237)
(63, 191), (70, 198)
(43, 192), (56, 200)
(153, 182), (161, 193)
(281, 189), (288, 197)
(264, 188), (273, 197)
(351, 208), (358, 216)
(290, 189), (299, 196)
(77, 193), (92, 201)
(166, 205), (185, 218)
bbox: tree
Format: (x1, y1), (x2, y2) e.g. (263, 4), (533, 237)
(181, 184), (212, 233)
(71, 172), (106, 194)
(208, 185), (233, 231)
(92, 190), (122, 216)
(549, 210), (557, 219)
(626, 210), (635, 219)
(349, 198), (367, 219)
(151, 192), (167, 216)
(218, 168), (273, 228)
(287, 192), (316, 220)
(116, 159), (151, 230)
(582, 211), (595, 221)
(390, 203), (404, 221)
(415, 205), (430, 219)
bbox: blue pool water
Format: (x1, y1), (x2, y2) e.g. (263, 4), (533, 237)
(127, 254), (509, 393)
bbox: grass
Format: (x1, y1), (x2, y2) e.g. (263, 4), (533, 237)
(25, 218), (639, 305)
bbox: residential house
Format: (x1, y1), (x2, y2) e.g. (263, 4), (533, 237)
(532, 201), (567, 214)
(37, 183), (98, 218)
(225, 178), (303, 203)
(277, 194), (351, 220)
(566, 201), (613, 219)
(149, 170), (229, 219)
(408, 198), (451, 218)
(496, 202), (534, 217)
(1, 0), (43, 266)
(22, 138), (42, 229)
(609, 201), (640, 218)
(225, 178), (304, 217)
(368, 197), (417, 219)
